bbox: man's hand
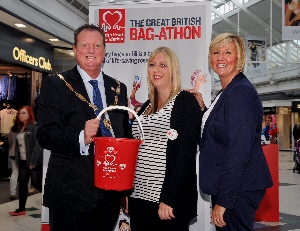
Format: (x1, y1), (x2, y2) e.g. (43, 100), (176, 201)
(84, 119), (100, 144)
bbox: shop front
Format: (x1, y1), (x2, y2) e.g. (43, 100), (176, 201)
(262, 104), (292, 151)
(0, 22), (54, 113)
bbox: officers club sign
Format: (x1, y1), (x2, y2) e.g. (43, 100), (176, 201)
(0, 22), (54, 73)
(13, 46), (52, 71)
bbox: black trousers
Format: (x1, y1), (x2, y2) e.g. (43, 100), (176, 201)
(18, 160), (42, 211)
(129, 197), (191, 231)
(50, 192), (122, 231)
(213, 190), (266, 231)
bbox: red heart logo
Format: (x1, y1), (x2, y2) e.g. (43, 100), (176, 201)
(103, 11), (122, 30)
(105, 154), (116, 165)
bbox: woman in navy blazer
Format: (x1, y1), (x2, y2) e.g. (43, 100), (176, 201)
(195, 33), (273, 230)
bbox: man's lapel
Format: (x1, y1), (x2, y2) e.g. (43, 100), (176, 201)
(67, 67), (96, 119)
(103, 73), (116, 107)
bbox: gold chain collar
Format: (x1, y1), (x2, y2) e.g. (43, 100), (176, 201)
(57, 73), (121, 130)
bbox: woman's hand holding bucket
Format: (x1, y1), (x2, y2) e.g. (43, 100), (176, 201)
(84, 119), (100, 144)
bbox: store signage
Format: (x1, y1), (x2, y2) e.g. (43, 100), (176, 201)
(292, 101), (300, 112)
(0, 22), (54, 73)
(264, 107), (276, 114)
(13, 47), (52, 71)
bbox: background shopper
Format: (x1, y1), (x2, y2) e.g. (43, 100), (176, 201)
(9, 105), (43, 216)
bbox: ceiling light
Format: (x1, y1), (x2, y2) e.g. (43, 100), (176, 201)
(15, 23), (26, 28)
(49, 38), (59, 42)
(69, 52), (74, 55)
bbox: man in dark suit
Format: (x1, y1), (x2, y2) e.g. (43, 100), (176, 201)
(37, 24), (131, 231)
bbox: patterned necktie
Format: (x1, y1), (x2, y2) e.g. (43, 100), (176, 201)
(89, 80), (112, 137)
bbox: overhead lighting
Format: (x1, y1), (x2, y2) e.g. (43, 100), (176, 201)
(49, 38), (59, 42)
(69, 52), (74, 55)
(24, 38), (35, 43)
(15, 23), (26, 28)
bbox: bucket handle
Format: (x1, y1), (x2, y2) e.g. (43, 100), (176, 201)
(97, 105), (144, 141)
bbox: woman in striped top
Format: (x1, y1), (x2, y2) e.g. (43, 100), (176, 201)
(129, 46), (202, 231)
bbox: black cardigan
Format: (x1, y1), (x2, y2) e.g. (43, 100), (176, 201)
(135, 90), (202, 218)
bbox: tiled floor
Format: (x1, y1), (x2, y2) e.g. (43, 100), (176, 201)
(0, 191), (42, 231)
(0, 151), (300, 231)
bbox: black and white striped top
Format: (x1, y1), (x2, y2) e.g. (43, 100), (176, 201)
(131, 94), (178, 203)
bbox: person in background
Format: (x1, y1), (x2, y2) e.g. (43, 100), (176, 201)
(194, 33), (273, 230)
(293, 119), (300, 144)
(8, 117), (19, 200)
(262, 117), (271, 141)
(8, 114), (35, 200)
(37, 24), (131, 231)
(9, 106), (43, 216)
(129, 46), (202, 231)
(269, 122), (279, 144)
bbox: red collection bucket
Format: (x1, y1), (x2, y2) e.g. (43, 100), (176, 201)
(94, 106), (144, 191)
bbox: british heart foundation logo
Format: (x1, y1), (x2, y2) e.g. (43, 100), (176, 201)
(99, 9), (126, 44)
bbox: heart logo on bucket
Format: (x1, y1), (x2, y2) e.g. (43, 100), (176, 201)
(107, 147), (115, 153)
(119, 164), (126, 170)
(105, 154), (116, 165)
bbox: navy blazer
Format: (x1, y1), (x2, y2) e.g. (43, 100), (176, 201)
(199, 72), (273, 209)
(37, 66), (131, 211)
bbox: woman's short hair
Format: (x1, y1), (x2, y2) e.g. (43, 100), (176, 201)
(208, 33), (246, 72)
(147, 46), (182, 113)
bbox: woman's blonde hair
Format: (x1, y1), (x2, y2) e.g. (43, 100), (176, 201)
(208, 33), (246, 72)
(147, 46), (182, 114)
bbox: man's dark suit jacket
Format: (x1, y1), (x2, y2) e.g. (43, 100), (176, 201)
(199, 72), (273, 209)
(37, 66), (131, 212)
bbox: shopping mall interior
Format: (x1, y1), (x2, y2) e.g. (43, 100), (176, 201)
(0, 0), (300, 230)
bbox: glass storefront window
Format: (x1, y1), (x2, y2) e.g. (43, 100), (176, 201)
(53, 48), (76, 74)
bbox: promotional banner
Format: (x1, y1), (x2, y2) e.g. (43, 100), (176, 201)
(90, 1), (211, 109)
(282, 0), (300, 40)
(90, 1), (212, 231)
(246, 37), (267, 76)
